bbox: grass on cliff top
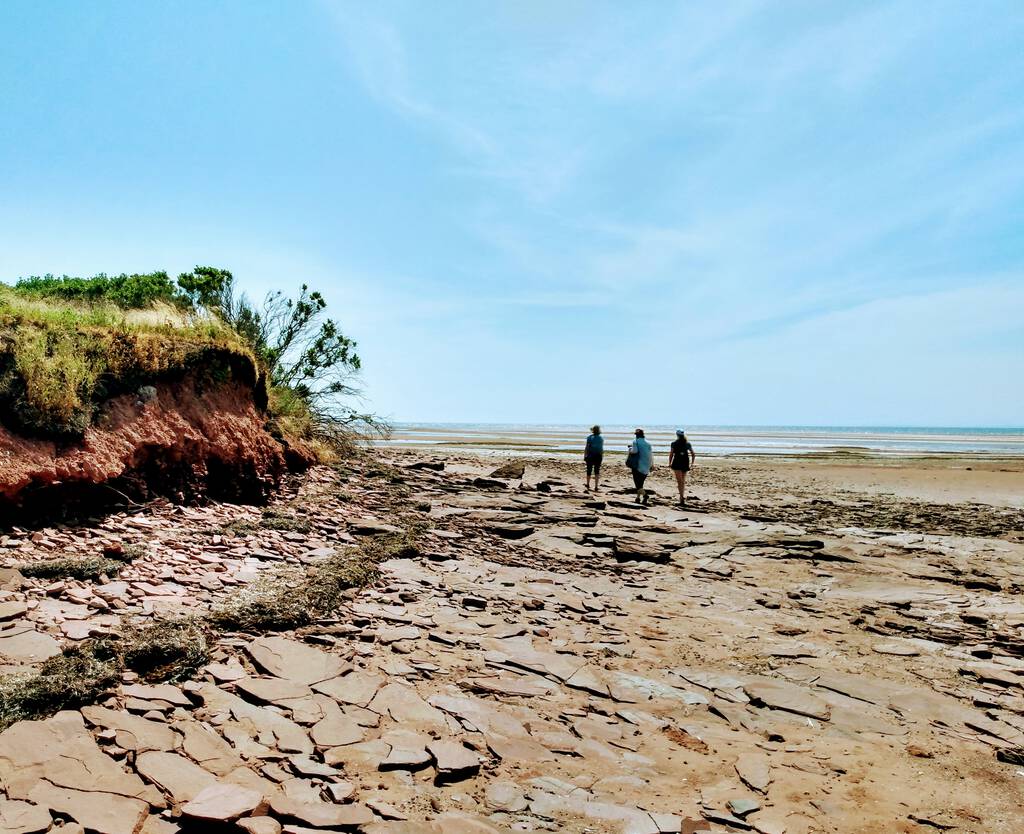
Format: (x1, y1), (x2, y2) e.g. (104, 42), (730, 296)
(0, 284), (255, 438)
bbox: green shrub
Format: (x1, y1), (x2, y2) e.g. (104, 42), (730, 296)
(14, 272), (182, 309)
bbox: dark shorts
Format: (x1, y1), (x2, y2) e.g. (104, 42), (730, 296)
(586, 454), (603, 476)
(671, 462), (690, 473)
(632, 470), (647, 490)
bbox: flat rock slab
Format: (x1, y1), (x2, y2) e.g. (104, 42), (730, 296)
(181, 782), (264, 822)
(176, 720), (247, 776)
(369, 683), (447, 730)
(380, 730), (432, 770)
(122, 683), (193, 706)
(195, 683), (314, 755)
(81, 705), (178, 752)
(428, 740), (481, 779)
(313, 672), (385, 707)
(136, 750), (217, 804)
(310, 709), (365, 747)
(239, 817), (283, 834)
(235, 677), (315, 705)
(734, 752), (771, 793)
(872, 642), (921, 657)
(0, 799), (52, 834)
(530, 792), (665, 834)
(270, 797), (375, 828)
(0, 628), (60, 662)
(0, 601), (28, 621)
(485, 782), (528, 812)
(0, 712), (158, 807)
(743, 679), (831, 721)
(246, 636), (347, 685)
(27, 782), (149, 834)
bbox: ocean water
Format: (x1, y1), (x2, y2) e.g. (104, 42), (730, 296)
(385, 423), (1024, 458)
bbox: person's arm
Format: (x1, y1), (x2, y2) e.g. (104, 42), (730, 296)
(690, 444), (696, 466)
(668, 446), (675, 467)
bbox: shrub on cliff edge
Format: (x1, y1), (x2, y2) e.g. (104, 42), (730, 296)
(177, 266), (388, 455)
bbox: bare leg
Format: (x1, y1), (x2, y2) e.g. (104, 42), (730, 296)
(674, 470), (686, 504)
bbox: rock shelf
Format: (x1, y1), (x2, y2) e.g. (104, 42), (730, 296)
(0, 452), (1022, 833)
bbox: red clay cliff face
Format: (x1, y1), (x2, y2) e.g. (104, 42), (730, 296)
(0, 372), (289, 517)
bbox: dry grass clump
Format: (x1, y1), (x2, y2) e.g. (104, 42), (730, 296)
(0, 617), (207, 730)
(223, 507), (312, 537)
(209, 529), (420, 633)
(18, 556), (126, 581)
(120, 618), (209, 682)
(209, 554), (380, 632)
(0, 643), (120, 731)
(17, 541), (146, 581)
(208, 567), (311, 632)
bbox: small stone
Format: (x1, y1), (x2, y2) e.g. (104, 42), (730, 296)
(485, 781), (528, 812)
(428, 740), (481, 781)
(0, 601), (28, 622)
(728, 798), (761, 818)
(238, 818), (282, 834)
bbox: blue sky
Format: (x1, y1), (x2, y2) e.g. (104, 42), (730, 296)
(1, 1), (1022, 426)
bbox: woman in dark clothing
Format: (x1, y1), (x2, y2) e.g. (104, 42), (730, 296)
(584, 425), (604, 491)
(668, 429), (696, 506)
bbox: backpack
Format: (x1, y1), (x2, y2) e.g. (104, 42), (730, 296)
(625, 444), (639, 470)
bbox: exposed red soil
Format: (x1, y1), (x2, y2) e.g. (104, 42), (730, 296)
(0, 372), (290, 515)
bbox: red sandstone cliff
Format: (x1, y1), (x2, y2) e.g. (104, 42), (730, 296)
(0, 372), (290, 516)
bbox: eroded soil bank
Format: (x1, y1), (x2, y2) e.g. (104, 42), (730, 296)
(0, 372), (291, 523)
(0, 452), (1022, 834)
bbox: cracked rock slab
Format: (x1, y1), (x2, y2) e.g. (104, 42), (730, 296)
(246, 636), (347, 685)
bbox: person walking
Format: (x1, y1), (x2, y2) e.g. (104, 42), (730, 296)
(668, 429), (696, 506)
(626, 428), (654, 505)
(584, 425), (604, 491)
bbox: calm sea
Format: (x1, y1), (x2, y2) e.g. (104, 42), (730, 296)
(385, 424), (1024, 458)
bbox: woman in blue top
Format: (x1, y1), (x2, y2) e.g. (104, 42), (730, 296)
(584, 425), (604, 491)
(626, 428), (654, 505)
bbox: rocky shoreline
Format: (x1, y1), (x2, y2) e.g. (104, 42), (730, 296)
(0, 452), (1022, 833)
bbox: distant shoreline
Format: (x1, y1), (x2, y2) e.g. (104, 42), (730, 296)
(384, 422), (1024, 459)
